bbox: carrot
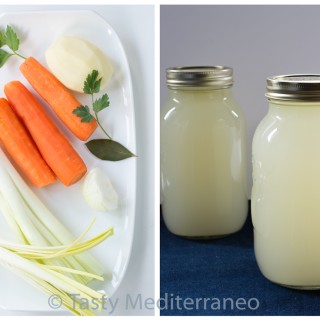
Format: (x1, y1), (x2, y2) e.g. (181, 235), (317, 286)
(19, 57), (97, 141)
(0, 98), (56, 188)
(4, 82), (87, 186)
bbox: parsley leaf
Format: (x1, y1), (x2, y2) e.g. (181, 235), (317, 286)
(0, 26), (26, 68)
(83, 70), (102, 94)
(93, 93), (110, 113)
(73, 70), (136, 160)
(0, 49), (13, 68)
(72, 105), (94, 123)
(0, 31), (5, 47)
(5, 26), (19, 51)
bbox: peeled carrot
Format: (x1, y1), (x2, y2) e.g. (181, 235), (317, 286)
(5, 82), (87, 186)
(0, 98), (56, 188)
(20, 57), (97, 141)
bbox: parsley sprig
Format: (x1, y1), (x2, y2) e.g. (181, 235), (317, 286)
(73, 70), (136, 161)
(73, 70), (112, 140)
(0, 26), (26, 67)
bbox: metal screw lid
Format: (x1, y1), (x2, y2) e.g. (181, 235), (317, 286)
(166, 66), (233, 89)
(266, 74), (320, 101)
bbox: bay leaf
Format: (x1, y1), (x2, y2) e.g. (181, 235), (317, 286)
(85, 139), (136, 161)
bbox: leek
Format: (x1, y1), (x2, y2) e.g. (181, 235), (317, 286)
(0, 223), (113, 315)
(0, 225), (114, 260)
(0, 247), (105, 316)
(0, 149), (106, 283)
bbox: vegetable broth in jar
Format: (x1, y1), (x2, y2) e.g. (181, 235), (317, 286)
(252, 74), (320, 289)
(161, 66), (248, 238)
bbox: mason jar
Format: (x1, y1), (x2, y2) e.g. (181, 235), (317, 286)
(161, 66), (248, 238)
(252, 74), (320, 289)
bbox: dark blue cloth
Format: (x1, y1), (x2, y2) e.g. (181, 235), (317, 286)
(160, 205), (320, 316)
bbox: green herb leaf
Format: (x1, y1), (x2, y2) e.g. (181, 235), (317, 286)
(78, 70), (136, 160)
(85, 139), (136, 161)
(0, 31), (5, 47)
(93, 93), (110, 113)
(72, 105), (94, 123)
(83, 70), (102, 94)
(0, 49), (13, 68)
(5, 26), (19, 51)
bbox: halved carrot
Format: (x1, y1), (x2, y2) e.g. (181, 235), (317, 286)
(5, 82), (87, 186)
(20, 57), (97, 141)
(0, 98), (56, 188)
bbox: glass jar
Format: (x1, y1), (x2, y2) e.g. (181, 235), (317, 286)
(161, 66), (248, 238)
(252, 74), (320, 289)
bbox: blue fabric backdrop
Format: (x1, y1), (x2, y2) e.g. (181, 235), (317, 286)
(160, 205), (320, 316)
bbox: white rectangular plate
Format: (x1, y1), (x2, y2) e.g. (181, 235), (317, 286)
(0, 10), (136, 313)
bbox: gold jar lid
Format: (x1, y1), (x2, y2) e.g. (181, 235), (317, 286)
(266, 75), (320, 101)
(166, 66), (233, 89)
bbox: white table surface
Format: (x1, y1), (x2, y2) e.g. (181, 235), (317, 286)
(0, 4), (155, 316)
